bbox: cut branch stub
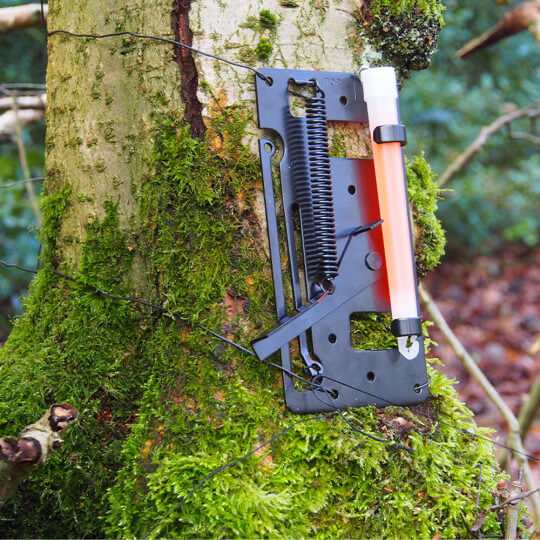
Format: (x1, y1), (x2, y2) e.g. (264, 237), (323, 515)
(0, 403), (79, 507)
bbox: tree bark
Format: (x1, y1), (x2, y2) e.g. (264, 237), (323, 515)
(0, 1), (510, 538)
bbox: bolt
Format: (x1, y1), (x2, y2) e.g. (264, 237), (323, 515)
(365, 251), (382, 271)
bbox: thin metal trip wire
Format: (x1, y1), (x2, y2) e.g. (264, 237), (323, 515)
(40, 0), (271, 85)
(1, 233), (539, 462)
(1, 258), (539, 463)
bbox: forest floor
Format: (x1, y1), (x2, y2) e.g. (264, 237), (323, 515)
(423, 247), (540, 485)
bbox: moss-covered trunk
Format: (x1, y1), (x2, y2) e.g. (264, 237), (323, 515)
(0, 1), (505, 538)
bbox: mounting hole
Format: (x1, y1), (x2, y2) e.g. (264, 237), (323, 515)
(348, 185), (356, 195)
(366, 371), (375, 382)
(339, 96), (348, 106)
(264, 142), (273, 153)
(264, 76), (274, 86)
(311, 363), (321, 373)
(328, 333), (337, 344)
(329, 389), (339, 399)
(413, 383), (422, 394)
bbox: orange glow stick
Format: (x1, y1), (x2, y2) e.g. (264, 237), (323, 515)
(360, 67), (420, 359)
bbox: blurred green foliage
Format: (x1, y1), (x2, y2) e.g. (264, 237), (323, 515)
(402, 0), (540, 255)
(0, 0), (46, 324)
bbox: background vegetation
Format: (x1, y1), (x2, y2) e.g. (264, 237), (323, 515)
(403, 0), (539, 254)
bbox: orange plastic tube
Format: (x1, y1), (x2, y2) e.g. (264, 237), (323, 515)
(361, 67), (419, 358)
(370, 141), (418, 322)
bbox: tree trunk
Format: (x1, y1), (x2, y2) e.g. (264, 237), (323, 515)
(0, 1), (506, 538)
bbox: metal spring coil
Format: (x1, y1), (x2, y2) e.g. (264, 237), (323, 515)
(304, 90), (338, 284)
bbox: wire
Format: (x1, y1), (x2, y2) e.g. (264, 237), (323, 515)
(0, 260), (38, 275)
(1, 257), (538, 463)
(40, 0), (271, 85)
(141, 413), (330, 539)
(0, 177), (45, 189)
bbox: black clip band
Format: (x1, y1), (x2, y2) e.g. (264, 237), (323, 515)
(391, 317), (422, 337)
(373, 124), (407, 146)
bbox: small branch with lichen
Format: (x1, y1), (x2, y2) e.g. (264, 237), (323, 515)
(0, 4), (47, 32)
(438, 100), (540, 187)
(504, 480), (522, 540)
(0, 404), (78, 508)
(419, 283), (540, 526)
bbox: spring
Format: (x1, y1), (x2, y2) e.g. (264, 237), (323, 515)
(303, 87), (338, 285)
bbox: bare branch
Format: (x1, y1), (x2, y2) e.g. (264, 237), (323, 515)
(0, 4), (47, 33)
(518, 375), (540, 443)
(0, 93), (46, 112)
(0, 109), (44, 138)
(457, 1), (540, 58)
(419, 283), (540, 526)
(438, 100), (540, 187)
(0, 404), (78, 507)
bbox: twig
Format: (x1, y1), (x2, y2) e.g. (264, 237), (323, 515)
(504, 481), (522, 540)
(11, 97), (42, 225)
(490, 488), (540, 512)
(476, 464), (483, 508)
(517, 375), (540, 443)
(438, 100), (540, 187)
(419, 283), (540, 526)
(508, 131), (540, 144)
(0, 177), (44, 189)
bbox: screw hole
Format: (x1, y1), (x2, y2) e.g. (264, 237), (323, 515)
(328, 333), (337, 344)
(366, 371), (375, 382)
(264, 142), (273, 153)
(311, 363), (321, 372)
(339, 96), (348, 106)
(264, 76), (274, 86)
(348, 185), (356, 195)
(329, 389), (339, 399)
(413, 384), (421, 394)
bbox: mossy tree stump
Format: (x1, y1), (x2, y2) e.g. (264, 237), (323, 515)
(0, 1), (505, 538)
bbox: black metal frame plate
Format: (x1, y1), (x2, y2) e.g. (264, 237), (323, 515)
(255, 67), (429, 413)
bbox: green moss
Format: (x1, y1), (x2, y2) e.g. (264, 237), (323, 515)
(0, 201), (151, 538)
(0, 101), (499, 540)
(259, 9), (277, 29)
(329, 132), (347, 158)
(370, 0), (443, 19)
(255, 38), (273, 60)
(406, 154), (446, 276)
(357, 1), (443, 78)
(103, 114), (500, 539)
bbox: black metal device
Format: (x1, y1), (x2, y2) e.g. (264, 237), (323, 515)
(253, 67), (429, 414)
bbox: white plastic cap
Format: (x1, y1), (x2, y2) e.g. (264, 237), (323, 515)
(360, 66), (398, 101)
